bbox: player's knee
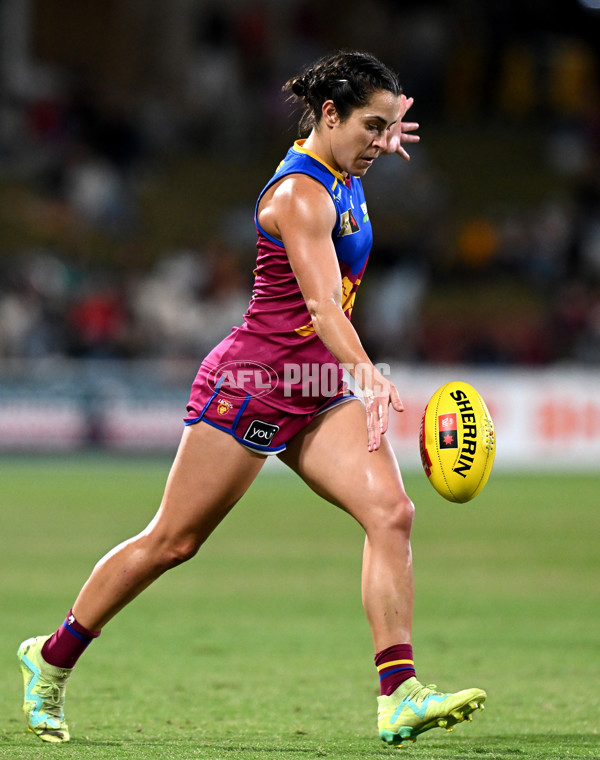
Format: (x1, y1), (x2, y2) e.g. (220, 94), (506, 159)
(169, 536), (202, 566)
(390, 493), (415, 535)
(371, 491), (414, 537)
(153, 534), (202, 569)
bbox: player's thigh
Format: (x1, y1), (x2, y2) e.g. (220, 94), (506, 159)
(279, 400), (412, 531)
(147, 421), (266, 545)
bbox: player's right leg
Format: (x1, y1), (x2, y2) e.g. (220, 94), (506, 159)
(71, 422), (266, 630)
(18, 422), (266, 742)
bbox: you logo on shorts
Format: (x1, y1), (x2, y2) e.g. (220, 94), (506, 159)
(243, 420), (280, 446)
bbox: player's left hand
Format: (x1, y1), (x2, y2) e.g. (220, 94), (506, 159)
(384, 94), (419, 161)
(361, 366), (404, 453)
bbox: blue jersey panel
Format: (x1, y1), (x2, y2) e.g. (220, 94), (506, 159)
(255, 141), (373, 276)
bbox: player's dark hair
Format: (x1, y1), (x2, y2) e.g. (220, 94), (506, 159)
(283, 50), (402, 135)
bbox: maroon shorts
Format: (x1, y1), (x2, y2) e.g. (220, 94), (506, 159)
(184, 371), (357, 455)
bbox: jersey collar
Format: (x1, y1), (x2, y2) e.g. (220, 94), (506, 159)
(293, 140), (346, 183)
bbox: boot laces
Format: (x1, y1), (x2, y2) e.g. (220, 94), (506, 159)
(405, 681), (443, 704)
(36, 676), (65, 717)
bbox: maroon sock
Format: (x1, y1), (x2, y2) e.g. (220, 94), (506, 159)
(41, 610), (101, 669)
(375, 643), (416, 696)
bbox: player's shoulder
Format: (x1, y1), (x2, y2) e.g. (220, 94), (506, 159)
(268, 173), (335, 228)
(271, 171), (331, 199)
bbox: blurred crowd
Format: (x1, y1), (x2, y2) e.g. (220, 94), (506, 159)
(1, 0), (600, 366)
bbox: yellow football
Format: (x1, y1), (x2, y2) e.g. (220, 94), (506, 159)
(419, 381), (496, 503)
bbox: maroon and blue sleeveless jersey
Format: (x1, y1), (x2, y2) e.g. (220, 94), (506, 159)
(187, 140), (373, 417)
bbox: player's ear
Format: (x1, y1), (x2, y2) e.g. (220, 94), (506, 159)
(322, 100), (339, 128)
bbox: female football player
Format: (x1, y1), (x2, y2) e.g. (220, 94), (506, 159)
(18, 50), (486, 747)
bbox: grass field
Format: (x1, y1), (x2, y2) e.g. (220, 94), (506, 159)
(1, 455), (598, 759)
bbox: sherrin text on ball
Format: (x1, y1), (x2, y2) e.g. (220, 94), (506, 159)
(419, 381), (496, 503)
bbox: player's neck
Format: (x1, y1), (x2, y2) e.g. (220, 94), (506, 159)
(301, 133), (347, 179)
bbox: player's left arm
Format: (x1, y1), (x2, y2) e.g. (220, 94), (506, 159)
(269, 175), (403, 452)
(383, 94), (419, 161)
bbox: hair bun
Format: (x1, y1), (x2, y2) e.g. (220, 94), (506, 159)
(291, 77), (307, 97)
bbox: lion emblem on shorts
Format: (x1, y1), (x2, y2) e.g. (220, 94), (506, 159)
(217, 398), (233, 415)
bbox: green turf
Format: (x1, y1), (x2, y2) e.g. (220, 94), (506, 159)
(1, 455), (598, 759)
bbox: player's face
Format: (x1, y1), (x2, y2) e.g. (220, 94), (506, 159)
(330, 90), (402, 177)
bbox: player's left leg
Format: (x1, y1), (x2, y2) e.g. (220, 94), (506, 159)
(280, 398), (414, 649)
(278, 399), (485, 745)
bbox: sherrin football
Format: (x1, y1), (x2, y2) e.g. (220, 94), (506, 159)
(419, 381), (496, 503)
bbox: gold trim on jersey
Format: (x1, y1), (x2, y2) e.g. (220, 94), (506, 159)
(294, 276), (361, 337)
(293, 140), (345, 184)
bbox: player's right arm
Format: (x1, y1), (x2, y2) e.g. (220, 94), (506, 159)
(257, 174), (403, 451)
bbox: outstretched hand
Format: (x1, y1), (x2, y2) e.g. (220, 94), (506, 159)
(384, 94), (420, 161)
